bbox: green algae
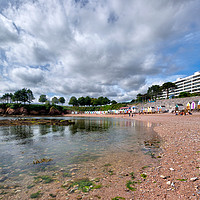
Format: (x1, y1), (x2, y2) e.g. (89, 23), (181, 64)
(126, 180), (136, 191)
(112, 197), (125, 200)
(104, 163), (111, 167)
(130, 172), (135, 179)
(27, 184), (35, 189)
(140, 173), (147, 179)
(68, 178), (102, 192)
(34, 175), (54, 184)
(30, 191), (41, 198)
(177, 179), (187, 181)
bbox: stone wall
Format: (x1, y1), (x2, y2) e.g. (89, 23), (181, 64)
(134, 96), (200, 111)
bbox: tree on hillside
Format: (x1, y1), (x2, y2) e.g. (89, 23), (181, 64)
(141, 93), (150, 102)
(97, 97), (104, 105)
(91, 98), (99, 106)
(69, 96), (78, 106)
(131, 99), (136, 103)
(103, 97), (111, 105)
(78, 97), (85, 106)
(45, 100), (51, 106)
(59, 97), (65, 105)
(1, 93), (13, 103)
(136, 93), (143, 102)
(162, 82), (177, 99)
(68, 96), (111, 107)
(136, 93), (150, 103)
(97, 97), (110, 105)
(20, 88), (28, 103)
(85, 96), (91, 106)
(39, 95), (47, 103)
(27, 89), (35, 103)
(1, 94), (7, 103)
(111, 100), (117, 104)
(13, 88), (34, 104)
(13, 90), (21, 103)
(147, 85), (162, 100)
(52, 97), (59, 105)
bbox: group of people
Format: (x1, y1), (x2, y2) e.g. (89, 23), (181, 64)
(128, 113), (135, 117)
(175, 111), (192, 115)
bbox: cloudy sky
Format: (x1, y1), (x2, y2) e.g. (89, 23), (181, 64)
(0, 0), (200, 103)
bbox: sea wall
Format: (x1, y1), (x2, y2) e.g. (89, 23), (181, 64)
(135, 96), (200, 111)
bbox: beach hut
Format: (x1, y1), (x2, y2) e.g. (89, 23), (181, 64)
(160, 105), (166, 112)
(119, 107), (129, 114)
(110, 110), (118, 114)
(151, 107), (156, 113)
(186, 102), (190, 110)
(140, 107), (144, 113)
(113, 110), (118, 114)
(131, 106), (138, 113)
(191, 101), (195, 110)
(147, 107), (155, 113)
(143, 107), (148, 113)
(191, 101), (198, 110)
(157, 105), (166, 113)
(176, 104), (184, 111)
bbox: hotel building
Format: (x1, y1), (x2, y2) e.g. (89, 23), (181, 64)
(163, 71), (200, 98)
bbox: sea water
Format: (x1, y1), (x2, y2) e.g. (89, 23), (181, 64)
(0, 117), (160, 186)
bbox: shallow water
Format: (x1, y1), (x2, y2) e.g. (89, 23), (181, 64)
(0, 117), (160, 187)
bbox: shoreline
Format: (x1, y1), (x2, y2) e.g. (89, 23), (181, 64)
(65, 113), (200, 199)
(0, 113), (199, 199)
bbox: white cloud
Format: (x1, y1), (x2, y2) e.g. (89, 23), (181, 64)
(0, 14), (20, 45)
(0, 0), (200, 101)
(10, 67), (44, 85)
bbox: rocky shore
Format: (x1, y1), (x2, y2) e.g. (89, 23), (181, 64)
(0, 118), (75, 126)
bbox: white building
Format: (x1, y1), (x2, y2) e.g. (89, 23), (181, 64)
(162, 71), (200, 98)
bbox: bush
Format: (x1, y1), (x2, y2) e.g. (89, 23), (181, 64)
(178, 92), (191, 98)
(5, 103), (21, 109)
(65, 103), (127, 112)
(24, 104), (47, 111)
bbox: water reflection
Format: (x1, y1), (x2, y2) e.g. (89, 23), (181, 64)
(1, 125), (34, 145)
(39, 125), (51, 135)
(69, 118), (111, 134)
(52, 125), (65, 133)
(0, 117), (160, 181)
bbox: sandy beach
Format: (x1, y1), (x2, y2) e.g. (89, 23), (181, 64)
(1, 113), (199, 200)
(64, 113), (200, 199)
(131, 113), (200, 199)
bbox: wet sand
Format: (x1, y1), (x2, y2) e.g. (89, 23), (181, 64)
(1, 113), (200, 199)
